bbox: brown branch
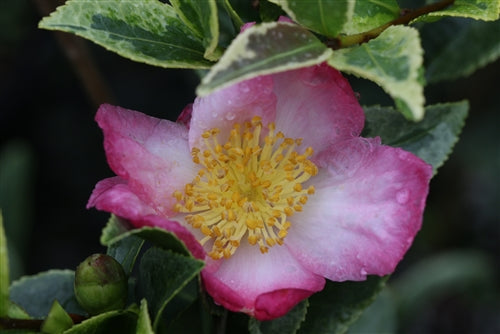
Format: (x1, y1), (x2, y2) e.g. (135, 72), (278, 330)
(0, 313), (87, 330)
(32, 0), (116, 108)
(327, 0), (456, 49)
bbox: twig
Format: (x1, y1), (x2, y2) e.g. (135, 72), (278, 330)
(32, 0), (116, 108)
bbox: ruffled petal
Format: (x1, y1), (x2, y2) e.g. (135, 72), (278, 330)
(87, 176), (156, 219)
(286, 137), (432, 281)
(189, 76), (277, 150)
(201, 241), (325, 320)
(96, 104), (197, 217)
(273, 64), (364, 152)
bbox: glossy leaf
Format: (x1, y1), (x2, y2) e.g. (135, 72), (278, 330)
(138, 247), (204, 331)
(170, 0), (220, 60)
(64, 309), (137, 334)
(0, 212), (8, 317)
(342, 0), (400, 34)
(268, 0), (350, 37)
(41, 300), (73, 334)
(424, 0), (500, 21)
(297, 276), (388, 334)
(329, 26), (424, 120)
(248, 300), (308, 334)
(9, 270), (84, 318)
(39, 0), (212, 69)
(197, 21), (332, 95)
(362, 101), (469, 174)
(426, 19), (500, 83)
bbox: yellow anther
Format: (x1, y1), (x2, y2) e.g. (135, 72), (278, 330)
(171, 119), (317, 259)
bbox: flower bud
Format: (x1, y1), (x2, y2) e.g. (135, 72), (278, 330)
(74, 254), (127, 315)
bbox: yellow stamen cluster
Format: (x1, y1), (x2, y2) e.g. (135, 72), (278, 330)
(173, 116), (318, 260)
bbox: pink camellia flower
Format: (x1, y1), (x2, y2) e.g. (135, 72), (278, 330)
(88, 64), (432, 320)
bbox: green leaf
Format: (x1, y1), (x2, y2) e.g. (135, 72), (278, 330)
(424, 0), (500, 21)
(248, 300), (308, 334)
(0, 211), (8, 317)
(135, 299), (154, 334)
(0, 141), (35, 280)
(170, 0), (220, 61)
(362, 101), (469, 174)
(268, 0), (351, 37)
(100, 215), (130, 246)
(64, 309), (137, 334)
(101, 215), (193, 275)
(426, 19), (500, 83)
(39, 0), (212, 69)
(329, 25), (424, 120)
(259, 0), (285, 22)
(342, 0), (400, 35)
(9, 270), (84, 318)
(41, 300), (73, 334)
(138, 247), (204, 330)
(197, 21), (332, 96)
(297, 276), (388, 334)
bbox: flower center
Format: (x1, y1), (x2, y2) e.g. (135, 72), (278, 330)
(173, 116), (317, 260)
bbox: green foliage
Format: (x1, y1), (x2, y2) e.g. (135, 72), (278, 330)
(268, 0), (351, 37)
(297, 276), (388, 334)
(248, 300), (308, 334)
(363, 101), (469, 174)
(64, 308), (138, 334)
(138, 247), (204, 331)
(342, 0), (400, 34)
(170, 0), (220, 61)
(197, 21), (332, 95)
(426, 19), (500, 83)
(329, 26), (424, 120)
(0, 212), (8, 317)
(41, 300), (73, 334)
(136, 299), (154, 334)
(39, 0), (213, 69)
(9, 270), (84, 318)
(424, 0), (500, 21)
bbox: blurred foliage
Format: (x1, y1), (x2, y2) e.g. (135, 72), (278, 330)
(0, 0), (499, 333)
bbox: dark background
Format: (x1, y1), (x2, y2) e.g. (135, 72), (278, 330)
(1, 1), (498, 333)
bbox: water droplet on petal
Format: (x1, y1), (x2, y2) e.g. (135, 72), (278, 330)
(225, 112), (235, 121)
(360, 268), (367, 276)
(396, 189), (409, 204)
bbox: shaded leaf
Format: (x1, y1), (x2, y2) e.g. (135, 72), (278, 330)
(297, 276), (388, 334)
(9, 270), (84, 318)
(138, 247), (204, 331)
(426, 19), (500, 83)
(329, 26), (424, 120)
(64, 309), (137, 334)
(170, 0), (220, 60)
(197, 21), (332, 95)
(248, 300), (308, 334)
(362, 101), (469, 174)
(39, 0), (212, 69)
(0, 212), (8, 317)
